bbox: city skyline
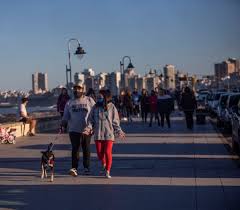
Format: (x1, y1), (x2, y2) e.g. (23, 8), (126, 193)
(0, 0), (239, 90)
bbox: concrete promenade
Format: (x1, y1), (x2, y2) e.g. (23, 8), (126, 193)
(0, 115), (240, 210)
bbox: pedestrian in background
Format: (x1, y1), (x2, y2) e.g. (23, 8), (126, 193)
(119, 90), (126, 120)
(84, 89), (125, 178)
(149, 90), (160, 127)
(132, 88), (140, 117)
(140, 89), (149, 123)
(180, 86), (197, 129)
(157, 89), (174, 128)
(57, 87), (70, 132)
(18, 97), (37, 136)
(124, 90), (133, 122)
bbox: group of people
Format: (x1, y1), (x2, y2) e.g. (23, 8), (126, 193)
(113, 88), (175, 128)
(17, 84), (197, 179)
(113, 87), (197, 130)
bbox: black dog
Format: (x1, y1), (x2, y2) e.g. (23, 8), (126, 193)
(41, 143), (55, 182)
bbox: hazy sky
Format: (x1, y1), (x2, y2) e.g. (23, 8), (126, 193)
(0, 0), (239, 90)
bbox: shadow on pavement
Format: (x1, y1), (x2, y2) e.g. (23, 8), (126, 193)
(121, 120), (217, 134)
(0, 184), (239, 210)
(18, 142), (231, 156)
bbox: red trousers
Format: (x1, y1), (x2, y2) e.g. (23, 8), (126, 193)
(95, 140), (113, 171)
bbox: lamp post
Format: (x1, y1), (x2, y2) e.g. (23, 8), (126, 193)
(120, 56), (134, 89)
(66, 38), (86, 89)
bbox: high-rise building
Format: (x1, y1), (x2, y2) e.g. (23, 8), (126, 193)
(128, 75), (139, 92)
(146, 77), (159, 93)
(121, 65), (136, 89)
(214, 58), (239, 87)
(163, 65), (176, 89)
(104, 72), (121, 96)
(83, 68), (95, 77)
(137, 77), (146, 93)
(223, 60), (235, 75)
(85, 77), (94, 92)
(214, 63), (225, 83)
(74, 72), (85, 85)
(32, 72), (48, 94)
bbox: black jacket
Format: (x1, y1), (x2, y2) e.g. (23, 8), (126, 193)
(180, 93), (197, 111)
(157, 95), (174, 114)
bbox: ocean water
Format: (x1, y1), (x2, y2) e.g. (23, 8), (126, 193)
(0, 106), (57, 115)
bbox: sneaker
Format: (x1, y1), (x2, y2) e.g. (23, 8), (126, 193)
(69, 168), (78, 177)
(105, 171), (112, 179)
(83, 168), (91, 175)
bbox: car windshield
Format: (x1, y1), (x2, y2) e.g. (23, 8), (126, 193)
(220, 95), (228, 106)
(214, 93), (222, 100)
(207, 94), (213, 100)
(229, 95), (240, 107)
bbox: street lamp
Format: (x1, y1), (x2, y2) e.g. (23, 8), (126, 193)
(66, 38), (86, 89)
(120, 56), (134, 89)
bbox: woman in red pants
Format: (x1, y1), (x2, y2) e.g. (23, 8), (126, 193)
(83, 89), (125, 178)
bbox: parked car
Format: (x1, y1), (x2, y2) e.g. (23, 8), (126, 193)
(208, 92), (225, 116)
(223, 93), (240, 130)
(231, 100), (240, 152)
(216, 93), (230, 127)
(205, 92), (213, 112)
(196, 91), (209, 108)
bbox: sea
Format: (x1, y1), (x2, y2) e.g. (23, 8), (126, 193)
(0, 105), (57, 115)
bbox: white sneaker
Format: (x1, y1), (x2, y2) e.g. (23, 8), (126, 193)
(69, 168), (78, 177)
(105, 171), (112, 179)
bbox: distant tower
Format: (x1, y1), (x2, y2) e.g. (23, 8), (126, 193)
(163, 65), (176, 89)
(32, 72), (48, 94)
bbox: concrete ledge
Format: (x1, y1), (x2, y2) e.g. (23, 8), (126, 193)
(0, 115), (61, 137)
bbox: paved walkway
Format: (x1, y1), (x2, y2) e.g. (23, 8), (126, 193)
(0, 115), (240, 210)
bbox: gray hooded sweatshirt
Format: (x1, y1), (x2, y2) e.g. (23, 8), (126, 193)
(62, 96), (95, 133)
(86, 102), (122, 141)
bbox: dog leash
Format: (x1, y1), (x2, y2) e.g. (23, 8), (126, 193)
(53, 128), (63, 141)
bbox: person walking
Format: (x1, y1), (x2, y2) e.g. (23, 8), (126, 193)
(18, 97), (37, 136)
(157, 89), (174, 128)
(132, 88), (140, 117)
(124, 90), (133, 122)
(57, 87), (70, 117)
(118, 90), (126, 121)
(61, 82), (95, 177)
(83, 90), (125, 178)
(57, 87), (70, 132)
(180, 86), (197, 129)
(148, 90), (160, 127)
(139, 89), (149, 123)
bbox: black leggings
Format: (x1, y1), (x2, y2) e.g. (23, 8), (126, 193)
(69, 132), (91, 170)
(149, 112), (160, 126)
(159, 112), (171, 128)
(184, 111), (194, 129)
(141, 107), (148, 123)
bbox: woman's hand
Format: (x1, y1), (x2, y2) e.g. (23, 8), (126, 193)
(82, 128), (92, 136)
(118, 131), (126, 140)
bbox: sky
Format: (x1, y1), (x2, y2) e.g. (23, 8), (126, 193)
(0, 0), (239, 91)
